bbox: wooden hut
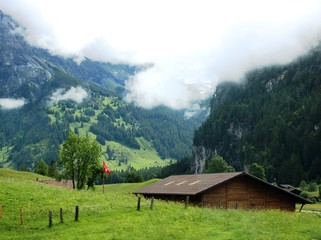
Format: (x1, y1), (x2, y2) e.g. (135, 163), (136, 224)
(133, 172), (311, 211)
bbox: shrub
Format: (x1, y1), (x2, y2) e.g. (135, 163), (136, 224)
(308, 182), (318, 192)
(300, 191), (309, 199)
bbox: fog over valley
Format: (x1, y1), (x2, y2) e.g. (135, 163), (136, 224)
(1, 0), (321, 109)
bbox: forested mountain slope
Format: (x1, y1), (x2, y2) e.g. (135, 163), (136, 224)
(0, 10), (206, 171)
(193, 44), (321, 185)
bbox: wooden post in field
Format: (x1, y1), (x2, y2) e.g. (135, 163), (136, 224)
(48, 211), (52, 228)
(0, 204), (3, 219)
(150, 196), (154, 210)
(103, 176), (105, 193)
(20, 208), (23, 225)
(75, 206), (79, 221)
(137, 197), (141, 211)
(185, 196), (190, 209)
(60, 208), (63, 223)
(299, 204), (305, 213)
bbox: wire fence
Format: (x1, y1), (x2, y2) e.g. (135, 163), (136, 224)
(0, 196), (160, 229)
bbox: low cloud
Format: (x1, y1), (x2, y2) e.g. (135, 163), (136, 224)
(2, 1), (321, 110)
(0, 98), (26, 110)
(50, 86), (88, 104)
(125, 63), (214, 109)
(184, 104), (208, 119)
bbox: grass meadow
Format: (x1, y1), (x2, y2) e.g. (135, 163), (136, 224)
(0, 169), (321, 240)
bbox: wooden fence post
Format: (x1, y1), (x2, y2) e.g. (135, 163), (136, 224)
(75, 206), (79, 221)
(0, 204), (3, 219)
(20, 208), (23, 225)
(150, 196), (154, 210)
(137, 197), (141, 211)
(60, 208), (63, 223)
(185, 196), (189, 209)
(49, 211), (52, 228)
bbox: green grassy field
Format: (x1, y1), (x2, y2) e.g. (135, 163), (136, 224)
(0, 168), (53, 181)
(0, 169), (321, 240)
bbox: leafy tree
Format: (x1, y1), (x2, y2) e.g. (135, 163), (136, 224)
(19, 164), (28, 172)
(59, 132), (102, 189)
(249, 163), (266, 180)
(34, 159), (49, 176)
(205, 155), (235, 173)
(300, 191), (309, 199)
(308, 182), (317, 192)
(48, 160), (58, 178)
(299, 180), (307, 190)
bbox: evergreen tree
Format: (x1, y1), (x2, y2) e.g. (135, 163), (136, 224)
(34, 159), (49, 176)
(48, 160), (58, 178)
(125, 171), (143, 183)
(249, 163), (266, 180)
(205, 155), (235, 173)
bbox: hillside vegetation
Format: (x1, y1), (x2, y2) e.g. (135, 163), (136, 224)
(194, 44), (321, 185)
(1, 170), (321, 240)
(0, 80), (204, 171)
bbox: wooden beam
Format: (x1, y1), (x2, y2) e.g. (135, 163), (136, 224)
(299, 204), (305, 212)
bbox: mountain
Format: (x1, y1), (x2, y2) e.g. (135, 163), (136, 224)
(0, 10), (206, 171)
(193, 43), (321, 185)
(0, 10), (136, 100)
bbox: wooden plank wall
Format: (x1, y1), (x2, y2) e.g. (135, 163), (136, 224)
(202, 176), (295, 211)
(202, 183), (227, 209)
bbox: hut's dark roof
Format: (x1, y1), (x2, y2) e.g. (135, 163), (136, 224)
(133, 172), (311, 204)
(278, 184), (301, 191)
(133, 172), (242, 195)
(278, 184), (302, 195)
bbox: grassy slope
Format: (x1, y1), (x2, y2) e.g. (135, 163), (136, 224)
(0, 168), (53, 181)
(96, 179), (160, 193)
(101, 139), (172, 171)
(1, 170), (321, 240)
(0, 147), (14, 168)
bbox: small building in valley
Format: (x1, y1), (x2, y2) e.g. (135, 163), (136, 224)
(133, 172), (311, 211)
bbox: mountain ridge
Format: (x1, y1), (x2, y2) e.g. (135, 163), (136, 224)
(0, 9), (138, 101)
(0, 10), (206, 171)
(193, 44), (321, 185)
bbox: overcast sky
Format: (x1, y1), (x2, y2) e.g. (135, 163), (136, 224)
(1, 0), (321, 110)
